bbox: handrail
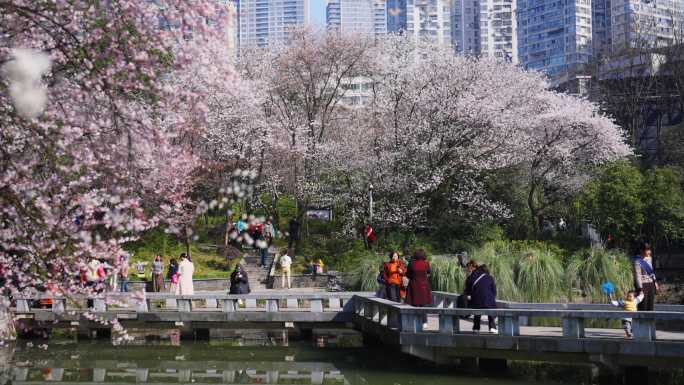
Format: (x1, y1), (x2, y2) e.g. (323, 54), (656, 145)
(14, 291), (372, 301)
(353, 295), (684, 342)
(431, 291), (684, 312)
(12, 292), (375, 314)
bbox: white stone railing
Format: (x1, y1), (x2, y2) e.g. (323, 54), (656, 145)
(354, 294), (684, 342)
(13, 292), (373, 315)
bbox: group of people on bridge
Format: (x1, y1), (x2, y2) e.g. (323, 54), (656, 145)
(375, 241), (659, 337)
(376, 249), (499, 333)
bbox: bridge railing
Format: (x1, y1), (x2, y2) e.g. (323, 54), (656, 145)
(353, 295), (684, 342)
(13, 292), (373, 315)
(431, 291), (684, 312)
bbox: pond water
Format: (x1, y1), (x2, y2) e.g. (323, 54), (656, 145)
(0, 331), (680, 385)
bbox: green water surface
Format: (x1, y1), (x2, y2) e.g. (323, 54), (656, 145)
(0, 336), (606, 385)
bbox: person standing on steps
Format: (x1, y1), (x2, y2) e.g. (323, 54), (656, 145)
(279, 249), (292, 289)
(236, 214), (248, 235)
(633, 242), (658, 311)
(177, 254), (194, 295)
(464, 262), (498, 334)
(151, 255), (164, 292)
(287, 218), (300, 253)
(253, 222), (269, 268)
(264, 217), (277, 247)
(364, 224), (376, 249)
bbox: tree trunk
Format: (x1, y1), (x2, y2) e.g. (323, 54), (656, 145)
(402, 232), (411, 256)
(528, 182), (542, 233)
(271, 194), (280, 231)
(184, 225), (192, 259)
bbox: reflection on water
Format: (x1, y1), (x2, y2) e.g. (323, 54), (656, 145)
(34, 325), (684, 385)
(0, 340), (599, 385)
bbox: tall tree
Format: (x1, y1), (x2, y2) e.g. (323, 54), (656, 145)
(237, 29), (374, 225)
(0, 1), (229, 298)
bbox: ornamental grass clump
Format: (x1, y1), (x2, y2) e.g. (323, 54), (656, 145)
(470, 242), (519, 301)
(515, 248), (565, 303)
(348, 253), (385, 291)
(430, 256), (466, 293)
(566, 247), (632, 302)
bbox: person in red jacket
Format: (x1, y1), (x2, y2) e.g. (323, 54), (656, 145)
(364, 224), (376, 249)
(405, 249), (432, 307)
(383, 251), (405, 302)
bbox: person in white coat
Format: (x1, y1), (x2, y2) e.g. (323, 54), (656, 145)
(176, 254), (194, 295)
(279, 249), (292, 289)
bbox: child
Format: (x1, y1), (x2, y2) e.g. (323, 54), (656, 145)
(610, 290), (644, 338)
(375, 266), (387, 299)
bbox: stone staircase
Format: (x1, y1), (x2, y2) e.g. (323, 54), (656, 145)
(241, 249), (276, 291)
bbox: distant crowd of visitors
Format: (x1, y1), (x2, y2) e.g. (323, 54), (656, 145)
(80, 253), (195, 295)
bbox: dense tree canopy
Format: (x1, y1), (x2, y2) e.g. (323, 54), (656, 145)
(2, 17), (635, 300)
(1, 0), (230, 297)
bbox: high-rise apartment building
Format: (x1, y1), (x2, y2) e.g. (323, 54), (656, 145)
(592, 0), (612, 56)
(611, 0), (683, 52)
(479, 0), (517, 62)
(517, 0), (593, 78)
(405, 0), (453, 48)
(387, 0), (408, 33)
(237, 0), (309, 48)
(452, 0), (480, 54)
(452, 0), (516, 61)
(218, 0), (239, 56)
(326, 0), (387, 36)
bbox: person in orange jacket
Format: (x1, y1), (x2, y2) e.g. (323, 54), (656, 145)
(383, 251), (405, 303)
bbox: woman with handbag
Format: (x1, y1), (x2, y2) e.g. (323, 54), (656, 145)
(464, 262), (497, 334)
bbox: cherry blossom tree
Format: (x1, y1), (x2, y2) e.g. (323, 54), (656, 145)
(236, 28), (374, 225)
(520, 93), (632, 229)
(320, 36), (631, 236)
(0, 0), (231, 338)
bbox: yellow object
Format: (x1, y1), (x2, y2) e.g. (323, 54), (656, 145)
(623, 298), (637, 312)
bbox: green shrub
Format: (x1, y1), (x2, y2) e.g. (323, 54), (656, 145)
(347, 252), (384, 291)
(566, 247), (632, 302)
(470, 241), (519, 301)
(515, 247), (564, 302)
(430, 256), (466, 293)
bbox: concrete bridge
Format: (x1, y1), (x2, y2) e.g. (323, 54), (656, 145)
(353, 293), (684, 374)
(13, 291), (364, 339)
(12, 291), (684, 381)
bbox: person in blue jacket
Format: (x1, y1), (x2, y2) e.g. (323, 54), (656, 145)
(464, 262), (498, 334)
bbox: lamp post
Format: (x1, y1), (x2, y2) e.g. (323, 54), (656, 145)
(369, 183), (373, 224)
